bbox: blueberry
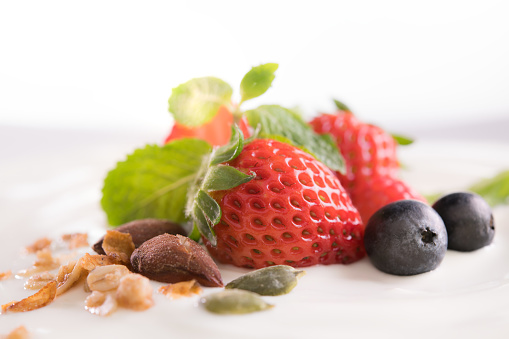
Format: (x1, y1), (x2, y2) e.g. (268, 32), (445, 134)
(364, 200), (447, 276)
(432, 192), (494, 251)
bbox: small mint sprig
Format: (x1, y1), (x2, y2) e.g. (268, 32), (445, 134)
(101, 139), (213, 226)
(424, 169), (509, 207)
(168, 63), (278, 127)
(240, 63), (278, 105)
(470, 169), (509, 207)
(169, 77), (233, 127)
(187, 125), (255, 245)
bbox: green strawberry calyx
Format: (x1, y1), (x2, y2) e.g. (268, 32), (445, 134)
(186, 125), (257, 245)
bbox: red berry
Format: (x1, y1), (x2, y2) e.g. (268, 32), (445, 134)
(310, 111), (399, 192)
(204, 139), (365, 269)
(349, 175), (427, 223)
(165, 106), (250, 146)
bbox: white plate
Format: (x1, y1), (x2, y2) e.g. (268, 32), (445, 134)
(1, 127), (508, 338)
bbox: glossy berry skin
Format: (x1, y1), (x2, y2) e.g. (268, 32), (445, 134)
(310, 112), (399, 192)
(205, 139), (365, 269)
(432, 192), (495, 251)
(349, 175), (427, 223)
(364, 200), (447, 276)
(165, 106), (250, 146)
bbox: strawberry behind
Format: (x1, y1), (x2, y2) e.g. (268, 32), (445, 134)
(349, 175), (427, 223)
(310, 110), (399, 191)
(310, 105), (426, 223)
(164, 106), (250, 147)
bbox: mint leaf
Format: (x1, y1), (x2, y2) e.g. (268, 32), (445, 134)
(240, 63), (278, 104)
(423, 192), (443, 205)
(333, 99), (351, 112)
(470, 170), (509, 206)
(195, 189), (222, 225)
(192, 204), (216, 245)
(188, 224), (202, 242)
(392, 133), (414, 146)
(210, 125), (244, 165)
(168, 77), (232, 127)
(245, 105), (345, 173)
(101, 139), (212, 226)
(202, 165), (255, 191)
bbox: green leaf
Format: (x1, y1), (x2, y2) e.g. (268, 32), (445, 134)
(245, 123), (261, 143)
(101, 139), (212, 226)
(193, 204), (216, 245)
(188, 224), (201, 242)
(210, 125), (244, 165)
(240, 63), (278, 104)
(168, 77), (232, 127)
(392, 133), (414, 146)
(470, 170), (509, 206)
(245, 105), (345, 173)
(333, 99), (351, 112)
(202, 165), (255, 191)
(258, 133), (318, 161)
(195, 189), (222, 225)
(423, 192), (443, 205)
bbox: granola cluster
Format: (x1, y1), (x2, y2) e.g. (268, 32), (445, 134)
(0, 229), (206, 329)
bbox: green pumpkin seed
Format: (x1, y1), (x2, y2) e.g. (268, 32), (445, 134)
(200, 289), (273, 314)
(225, 265), (305, 296)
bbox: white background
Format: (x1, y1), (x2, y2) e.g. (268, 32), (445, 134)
(1, 0), (508, 138)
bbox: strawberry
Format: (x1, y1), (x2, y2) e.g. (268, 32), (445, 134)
(203, 138), (365, 269)
(309, 103), (426, 223)
(165, 106), (250, 146)
(349, 175), (427, 223)
(309, 109), (399, 193)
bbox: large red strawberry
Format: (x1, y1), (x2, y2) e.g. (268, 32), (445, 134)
(348, 175), (427, 223)
(204, 138), (365, 269)
(165, 106), (250, 146)
(309, 109), (399, 193)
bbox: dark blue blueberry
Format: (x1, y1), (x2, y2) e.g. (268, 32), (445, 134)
(364, 200), (447, 276)
(432, 192), (494, 251)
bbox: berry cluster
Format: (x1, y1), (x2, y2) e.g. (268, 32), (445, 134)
(310, 105), (426, 223)
(364, 192), (495, 276)
(102, 64), (497, 276)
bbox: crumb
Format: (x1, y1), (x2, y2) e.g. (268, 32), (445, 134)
(4, 325), (29, 339)
(84, 291), (118, 316)
(61, 233), (89, 249)
(24, 272), (55, 290)
(0, 270), (12, 281)
(158, 280), (202, 300)
(24, 237), (52, 254)
(16, 249), (60, 277)
(2, 281), (57, 313)
(116, 274), (153, 311)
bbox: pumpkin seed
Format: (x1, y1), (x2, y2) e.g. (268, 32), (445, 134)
(225, 265), (305, 296)
(200, 289), (273, 314)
